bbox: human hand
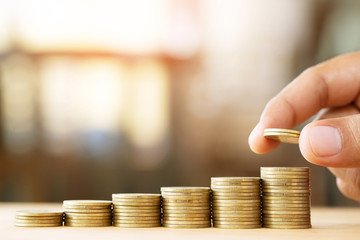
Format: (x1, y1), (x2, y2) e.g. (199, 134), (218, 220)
(248, 52), (360, 202)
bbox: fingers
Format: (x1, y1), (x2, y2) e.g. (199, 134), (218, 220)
(328, 168), (360, 202)
(299, 114), (360, 168)
(336, 178), (360, 202)
(249, 52), (360, 154)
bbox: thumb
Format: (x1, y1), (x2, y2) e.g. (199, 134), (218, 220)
(299, 114), (360, 168)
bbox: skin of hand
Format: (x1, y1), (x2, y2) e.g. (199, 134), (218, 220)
(248, 52), (360, 202)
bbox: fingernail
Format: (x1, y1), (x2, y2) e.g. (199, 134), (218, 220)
(309, 126), (342, 157)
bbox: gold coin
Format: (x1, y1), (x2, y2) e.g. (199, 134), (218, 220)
(262, 193), (310, 198)
(162, 203), (209, 208)
(262, 217), (311, 222)
(261, 175), (309, 180)
(211, 177), (260, 182)
(163, 220), (210, 224)
(64, 209), (112, 213)
(263, 224), (311, 229)
(163, 223), (210, 228)
(262, 189), (310, 194)
(263, 129), (300, 144)
(113, 205), (159, 209)
(212, 189), (260, 194)
(263, 221), (311, 226)
(162, 206), (210, 210)
(162, 198), (209, 203)
(260, 167), (309, 172)
(212, 199), (261, 204)
(162, 213), (210, 217)
(213, 217), (261, 221)
(112, 193), (160, 199)
(63, 200), (112, 206)
(162, 209), (210, 214)
(161, 187), (210, 192)
(262, 195), (310, 200)
(113, 223), (160, 228)
(65, 216), (111, 220)
(113, 212), (160, 217)
(113, 209), (160, 214)
(213, 223), (261, 229)
(112, 202), (159, 206)
(65, 222), (111, 227)
(213, 213), (260, 218)
(262, 204), (310, 209)
(263, 210), (311, 215)
(212, 206), (260, 211)
(262, 186), (310, 190)
(262, 213), (310, 218)
(65, 219), (112, 224)
(15, 219), (62, 224)
(113, 219), (160, 223)
(64, 213), (111, 217)
(16, 216), (63, 220)
(163, 216), (210, 221)
(212, 209), (260, 214)
(15, 222), (63, 227)
(113, 217), (160, 221)
(16, 210), (64, 217)
(112, 199), (160, 204)
(212, 185), (260, 190)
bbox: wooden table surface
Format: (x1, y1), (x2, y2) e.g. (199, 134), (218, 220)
(1, 203), (360, 240)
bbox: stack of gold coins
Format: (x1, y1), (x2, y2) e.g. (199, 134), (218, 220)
(261, 167), (311, 229)
(211, 177), (261, 228)
(63, 200), (112, 227)
(112, 193), (161, 228)
(15, 210), (64, 227)
(161, 187), (211, 228)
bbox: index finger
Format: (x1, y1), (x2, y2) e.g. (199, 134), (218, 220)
(248, 52), (360, 154)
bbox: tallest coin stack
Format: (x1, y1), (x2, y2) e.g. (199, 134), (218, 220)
(261, 167), (311, 229)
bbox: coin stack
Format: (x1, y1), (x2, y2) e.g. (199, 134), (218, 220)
(15, 210), (64, 227)
(63, 200), (112, 227)
(112, 193), (161, 228)
(261, 167), (311, 229)
(161, 187), (211, 228)
(211, 177), (262, 228)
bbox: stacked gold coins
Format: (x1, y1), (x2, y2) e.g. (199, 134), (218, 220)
(15, 210), (64, 227)
(63, 200), (112, 227)
(161, 187), (211, 228)
(112, 193), (161, 228)
(261, 167), (311, 229)
(211, 177), (262, 228)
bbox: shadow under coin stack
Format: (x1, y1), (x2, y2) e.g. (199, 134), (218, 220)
(63, 200), (112, 227)
(112, 193), (161, 228)
(15, 210), (64, 227)
(261, 167), (311, 229)
(211, 177), (262, 228)
(161, 187), (211, 228)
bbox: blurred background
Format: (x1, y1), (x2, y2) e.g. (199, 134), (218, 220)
(0, 0), (359, 206)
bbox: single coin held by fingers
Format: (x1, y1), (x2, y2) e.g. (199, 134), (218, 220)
(264, 128), (301, 144)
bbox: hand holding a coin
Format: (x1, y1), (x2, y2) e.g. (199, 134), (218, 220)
(248, 52), (360, 202)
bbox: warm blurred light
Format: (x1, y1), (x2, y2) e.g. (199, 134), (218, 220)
(14, 0), (168, 54)
(1, 54), (36, 154)
(0, 0), (12, 52)
(126, 60), (169, 148)
(39, 57), (124, 154)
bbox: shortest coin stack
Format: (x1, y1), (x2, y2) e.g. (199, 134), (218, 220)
(112, 193), (161, 228)
(161, 187), (211, 228)
(63, 200), (112, 227)
(261, 167), (311, 229)
(15, 210), (64, 227)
